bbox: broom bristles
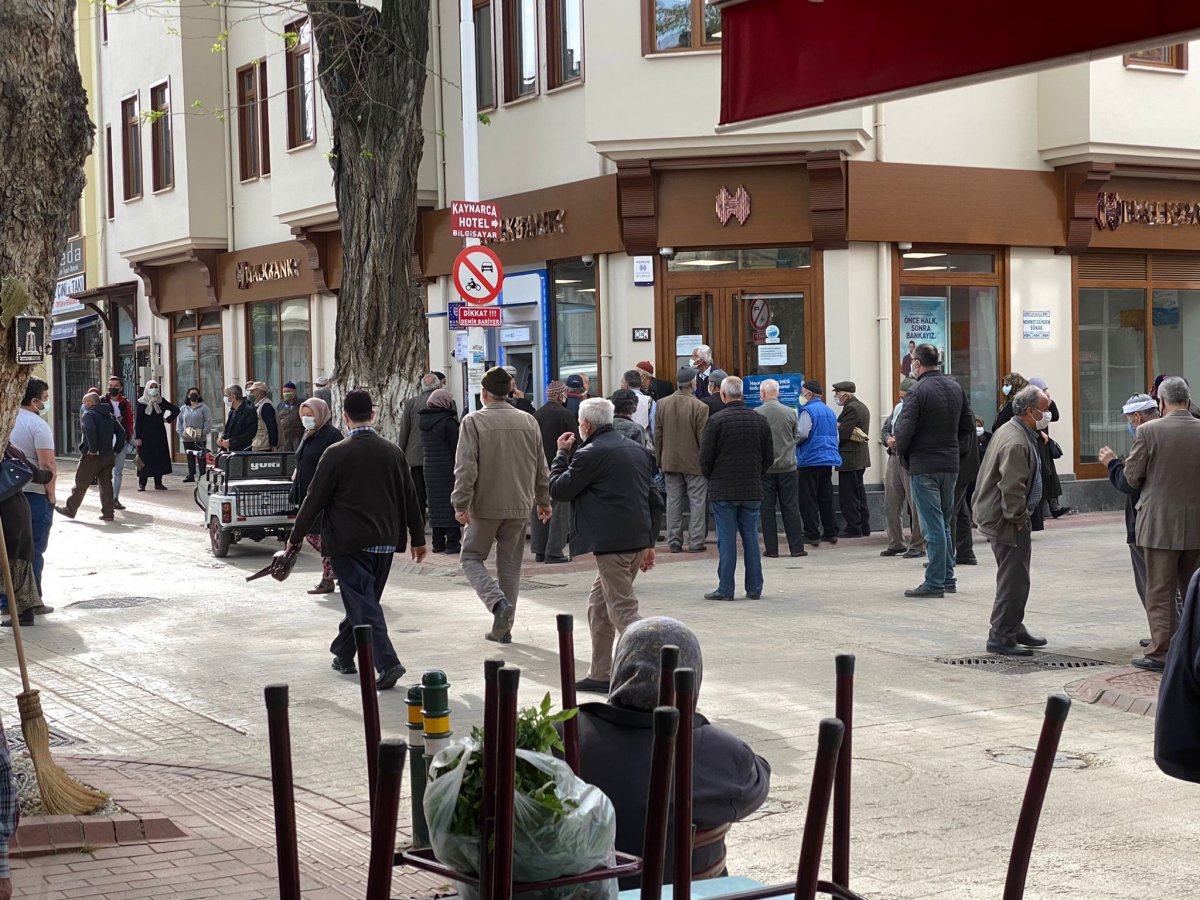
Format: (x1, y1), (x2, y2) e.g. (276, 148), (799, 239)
(17, 691), (108, 816)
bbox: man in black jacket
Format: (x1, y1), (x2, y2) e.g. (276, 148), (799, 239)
(287, 390), (426, 690)
(699, 376), (774, 602)
(56, 392), (125, 522)
(891, 344), (975, 599)
(952, 401), (982, 565)
(531, 381), (577, 563)
(218, 384), (259, 452)
(549, 397), (664, 693)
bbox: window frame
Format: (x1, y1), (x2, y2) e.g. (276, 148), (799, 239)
(105, 125), (115, 220)
(120, 91), (143, 202)
(285, 17), (317, 150)
(546, 0), (583, 90)
(1123, 44), (1188, 71)
(549, 256), (603, 391)
(236, 63), (262, 181)
(244, 297), (313, 400)
(258, 61), (271, 175)
(502, 0), (540, 104)
(474, 0), (498, 111)
(641, 0), (722, 56)
(171, 312), (226, 448)
(149, 78), (174, 192)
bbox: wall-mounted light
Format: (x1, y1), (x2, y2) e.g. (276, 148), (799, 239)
(659, 247), (676, 258)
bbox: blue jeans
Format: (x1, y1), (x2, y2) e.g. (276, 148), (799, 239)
(713, 500), (763, 598)
(910, 473), (956, 591)
(112, 442), (133, 500)
(26, 492), (54, 595)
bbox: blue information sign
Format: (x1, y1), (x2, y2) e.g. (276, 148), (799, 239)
(448, 301), (464, 330)
(744, 373), (804, 409)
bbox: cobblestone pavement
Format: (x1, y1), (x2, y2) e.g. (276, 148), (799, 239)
(6, 462), (1197, 898)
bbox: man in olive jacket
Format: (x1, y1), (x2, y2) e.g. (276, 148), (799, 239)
(653, 368), (710, 553)
(973, 386), (1051, 657)
(832, 380), (871, 537)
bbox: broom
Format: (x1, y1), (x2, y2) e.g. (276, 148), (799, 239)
(0, 519), (108, 815)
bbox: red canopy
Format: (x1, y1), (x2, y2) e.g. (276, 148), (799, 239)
(717, 0), (1200, 128)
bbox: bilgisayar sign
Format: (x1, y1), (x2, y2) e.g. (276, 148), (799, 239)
(451, 201), (501, 240)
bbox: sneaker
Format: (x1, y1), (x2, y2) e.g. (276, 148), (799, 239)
(113, 501), (126, 510)
(880, 548), (905, 557)
(669, 544), (683, 554)
(331, 656), (357, 675)
(376, 664), (407, 690)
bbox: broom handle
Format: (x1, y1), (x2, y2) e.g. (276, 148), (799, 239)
(0, 519), (33, 694)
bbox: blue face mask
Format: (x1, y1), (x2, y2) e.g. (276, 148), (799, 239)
(1002, 384), (1013, 396)
(1128, 422), (1137, 436)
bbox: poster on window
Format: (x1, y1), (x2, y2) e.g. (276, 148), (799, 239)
(899, 297), (948, 376)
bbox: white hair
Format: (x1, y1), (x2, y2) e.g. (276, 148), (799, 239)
(759, 379), (779, 398)
(1160, 376), (1191, 406)
(720, 376), (744, 399)
(421, 373), (439, 390)
(1012, 385), (1045, 417)
(578, 397), (614, 429)
(693, 344), (713, 364)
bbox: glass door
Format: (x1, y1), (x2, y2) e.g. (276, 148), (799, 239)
(734, 291), (805, 377)
(670, 289), (714, 372)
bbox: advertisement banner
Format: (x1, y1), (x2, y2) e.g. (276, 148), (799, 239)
(899, 297), (948, 376)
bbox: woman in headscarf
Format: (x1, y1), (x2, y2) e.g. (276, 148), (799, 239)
(134, 379), (179, 491)
(418, 388), (461, 554)
(990, 372), (1029, 435)
(573, 617), (771, 889)
(291, 397), (343, 594)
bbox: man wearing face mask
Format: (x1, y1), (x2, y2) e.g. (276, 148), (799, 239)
(275, 382), (305, 453)
(218, 384), (259, 452)
(794, 380), (842, 546)
(106, 375), (135, 510)
(831, 381), (871, 538)
(9, 379), (57, 603)
(248, 382), (279, 451)
(690, 345), (715, 399)
(973, 385), (1051, 656)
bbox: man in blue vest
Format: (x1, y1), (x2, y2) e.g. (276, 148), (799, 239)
(795, 380), (843, 547)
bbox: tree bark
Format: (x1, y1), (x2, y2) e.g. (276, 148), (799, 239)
(306, 0), (431, 439)
(0, 0), (94, 436)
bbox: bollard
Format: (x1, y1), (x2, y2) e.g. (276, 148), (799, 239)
(406, 685), (430, 849)
(263, 684), (302, 900)
(556, 614), (582, 776)
(365, 739), (408, 900)
(672, 669), (696, 900)
(481, 658), (505, 900)
(354, 624), (381, 819)
(832, 653), (855, 890)
(422, 670), (453, 761)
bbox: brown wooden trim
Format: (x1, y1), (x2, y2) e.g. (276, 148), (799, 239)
(120, 90), (142, 201)
(149, 79), (174, 192)
(1123, 43), (1188, 70)
(807, 151), (848, 249)
(641, 0), (719, 55)
(616, 159), (658, 255)
(136, 251), (220, 319)
(1062, 163), (1115, 254)
(290, 226), (331, 293)
(236, 64), (260, 181)
(502, 0), (539, 103)
(258, 62), (271, 176)
(545, 0), (583, 90)
(285, 16), (316, 149)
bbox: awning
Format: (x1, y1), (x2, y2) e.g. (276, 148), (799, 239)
(716, 0), (1200, 128)
(50, 313), (99, 342)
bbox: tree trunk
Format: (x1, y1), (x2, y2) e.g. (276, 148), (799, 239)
(307, 0), (431, 439)
(0, 0), (94, 435)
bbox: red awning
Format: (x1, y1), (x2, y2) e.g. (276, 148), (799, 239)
(717, 0), (1200, 128)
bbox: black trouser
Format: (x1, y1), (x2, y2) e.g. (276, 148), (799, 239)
(411, 466), (427, 521)
(329, 551), (401, 672)
(138, 474), (164, 489)
(952, 478), (975, 559)
(762, 470), (805, 555)
(838, 468), (869, 535)
(432, 526), (461, 552)
(184, 440), (207, 478)
(797, 466), (839, 541)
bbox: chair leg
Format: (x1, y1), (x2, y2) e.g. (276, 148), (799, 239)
(832, 654), (855, 888)
(480, 658), (505, 900)
(794, 719), (845, 900)
(640, 707), (680, 900)
(556, 614), (581, 776)
(264, 685), (302, 900)
(673, 669), (697, 900)
(493, 667), (521, 900)
(354, 625), (380, 820)
(1003, 694), (1071, 900)
(365, 740), (408, 900)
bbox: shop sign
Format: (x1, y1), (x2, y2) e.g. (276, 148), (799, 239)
(715, 185), (751, 226)
(1095, 191), (1200, 230)
(1022, 310), (1051, 340)
(14, 316), (46, 365)
(459, 305), (502, 327)
(633, 256), (654, 286)
(53, 274), (86, 315)
(235, 257), (301, 290)
(451, 200), (501, 240)
(56, 237), (83, 280)
(484, 209), (566, 244)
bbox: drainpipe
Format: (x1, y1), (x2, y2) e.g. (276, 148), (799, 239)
(874, 103), (891, 420)
(597, 156), (612, 393)
(432, 0), (451, 376)
(220, 0), (237, 376)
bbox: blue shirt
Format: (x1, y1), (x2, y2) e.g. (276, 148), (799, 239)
(349, 426), (396, 554)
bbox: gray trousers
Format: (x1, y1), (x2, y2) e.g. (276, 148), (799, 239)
(665, 472), (708, 551)
(884, 453), (924, 551)
(988, 527), (1032, 644)
(530, 500), (569, 559)
(460, 517), (527, 614)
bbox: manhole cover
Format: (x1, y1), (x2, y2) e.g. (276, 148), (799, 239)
(987, 747), (1092, 769)
(8, 727), (82, 755)
(933, 652), (1110, 675)
(68, 596), (164, 610)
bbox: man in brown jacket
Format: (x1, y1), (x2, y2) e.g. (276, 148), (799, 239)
(452, 367), (552, 643)
(973, 386), (1051, 656)
(653, 367), (710, 553)
(1123, 376), (1200, 671)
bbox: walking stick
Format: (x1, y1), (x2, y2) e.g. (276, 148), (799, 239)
(0, 519), (108, 814)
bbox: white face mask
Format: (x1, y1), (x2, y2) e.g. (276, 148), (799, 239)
(976, 426), (985, 437)
(223, 396), (233, 407)
(835, 396), (846, 407)
(148, 388), (161, 398)
(301, 415), (317, 430)
(36, 399), (50, 418)
(1036, 410), (1052, 430)
(798, 394), (809, 406)
(1002, 384), (1013, 396)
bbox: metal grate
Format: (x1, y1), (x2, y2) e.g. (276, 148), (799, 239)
(235, 488), (294, 518)
(1077, 252), (1148, 281)
(8, 727), (82, 755)
(68, 596), (163, 610)
(933, 652), (1110, 675)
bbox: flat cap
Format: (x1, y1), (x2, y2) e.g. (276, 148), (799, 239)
(832, 381), (856, 393)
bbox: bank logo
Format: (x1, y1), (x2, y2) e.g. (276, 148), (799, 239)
(715, 185), (751, 226)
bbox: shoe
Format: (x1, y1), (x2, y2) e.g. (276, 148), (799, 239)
(1016, 629), (1048, 648)
(904, 585), (944, 598)
(331, 657), (357, 675)
(943, 584), (957, 594)
(1139, 638), (1151, 648)
(181, 475), (195, 483)
(154, 484), (168, 491)
(1050, 506), (1073, 519)
(534, 553), (545, 562)
(904, 549), (925, 559)
(1, 612), (34, 628)
(54, 505), (75, 519)
(137, 486), (146, 492)
(575, 677), (610, 694)
(30, 605), (54, 616)
(486, 600), (515, 643)
(956, 555), (978, 565)
(826, 535), (839, 545)
(669, 545), (683, 554)
(987, 639), (1033, 657)
(1130, 657), (1165, 672)
(444, 545), (461, 554)
(113, 501), (126, 510)
(376, 664), (407, 690)
(685, 546), (706, 553)
(747, 592), (762, 600)
(99, 515), (115, 522)
(790, 549), (808, 557)
(308, 578), (336, 595)
(704, 591), (734, 601)
(543, 555), (570, 564)
(880, 548), (905, 557)
(764, 551), (779, 558)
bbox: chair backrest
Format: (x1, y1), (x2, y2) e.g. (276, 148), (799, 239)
(639, 707), (680, 900)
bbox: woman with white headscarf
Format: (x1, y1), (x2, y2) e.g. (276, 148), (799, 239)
(133, 380), (179, 491)
(291, 397), (342, 594)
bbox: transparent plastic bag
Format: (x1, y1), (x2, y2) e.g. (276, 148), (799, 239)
(424, 737), (618, 900)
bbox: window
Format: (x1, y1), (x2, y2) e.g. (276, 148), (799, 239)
(150, 80), (173, 191)
(550, 259), (599, 389)
(503, 0), (538, 101)
(104, 127), (115, 219)
(547, 0), (582, 88)
(121, 93), (142, 200)
(1124, 44), (1187, 71)
(248, 298), (312, 400)
(236, 63), (271, 180)
(285, 18), (316, 148)
(102, 2), (108, 43)
(474, 1), (496, 109)
(67, 202), (81, 239)
(644, 0), (721, 54)
(172, 311), (225, 432)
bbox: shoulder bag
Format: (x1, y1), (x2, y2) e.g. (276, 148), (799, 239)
(0, 455), (35, 504)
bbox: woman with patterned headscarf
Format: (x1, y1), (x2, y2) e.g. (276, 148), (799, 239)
(990, 372), (1029, 435)
(572, 617), (770, 889)
(291, 397), (343, 594)
(418, 389), (462, 554)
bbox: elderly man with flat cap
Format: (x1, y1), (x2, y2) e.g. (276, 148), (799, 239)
(635, 361), (674, 402)
(653, 367), (711, 554)
(795, 380), (842, 546)
(832, 380), (871, 538)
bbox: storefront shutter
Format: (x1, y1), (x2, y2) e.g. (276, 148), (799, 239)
(1151, 253), (1200, 282)
(1077, 253), (1148, 281)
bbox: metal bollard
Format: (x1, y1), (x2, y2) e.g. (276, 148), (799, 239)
(421, 670), (453, 761)
(263, 684), (301, 900)
(406, 685), (430, 848)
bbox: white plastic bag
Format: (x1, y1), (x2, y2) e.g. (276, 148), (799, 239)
(424, 737), (618, 900)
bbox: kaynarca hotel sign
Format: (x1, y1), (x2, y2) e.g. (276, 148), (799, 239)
(1096, 191), (1200, 230)
(236, 257), (301, 289)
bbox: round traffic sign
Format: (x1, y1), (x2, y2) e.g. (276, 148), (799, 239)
(748, 296), (771, 329)
(453, 245), (505, 306)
